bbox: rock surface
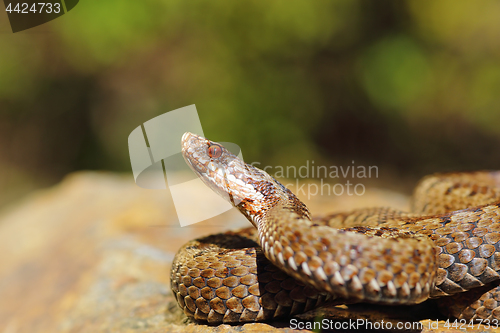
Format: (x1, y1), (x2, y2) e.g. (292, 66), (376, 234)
(0, 172), (498, 332)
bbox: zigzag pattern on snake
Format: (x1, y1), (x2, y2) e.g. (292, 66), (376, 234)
(170, 132), (500, 324)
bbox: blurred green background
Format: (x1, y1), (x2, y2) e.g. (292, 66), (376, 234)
(1, 0), (500, 209)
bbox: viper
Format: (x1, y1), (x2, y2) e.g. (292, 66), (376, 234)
(171, 132), (500, 324)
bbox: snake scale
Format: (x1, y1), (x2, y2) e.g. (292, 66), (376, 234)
(171, 132), (500, 324)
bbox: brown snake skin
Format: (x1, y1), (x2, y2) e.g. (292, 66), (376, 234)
(170, 132), (500, 324)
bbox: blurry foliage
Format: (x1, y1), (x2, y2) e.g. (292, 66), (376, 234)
(1, 0), (500, 207)
(358, 35), (433, 112)
(0, 36), (41, 99)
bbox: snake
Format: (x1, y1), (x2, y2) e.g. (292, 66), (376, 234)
(170, 132), (500, 324)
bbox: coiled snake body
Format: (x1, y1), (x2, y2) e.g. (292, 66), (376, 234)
(171, 132), (500, 324)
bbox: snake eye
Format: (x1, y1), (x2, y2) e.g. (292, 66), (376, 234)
(208, 144), (223, 158)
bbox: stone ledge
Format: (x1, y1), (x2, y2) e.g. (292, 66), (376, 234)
(0, 172), (496, 332)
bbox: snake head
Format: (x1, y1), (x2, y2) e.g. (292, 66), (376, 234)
(181, 132), (310, 227)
